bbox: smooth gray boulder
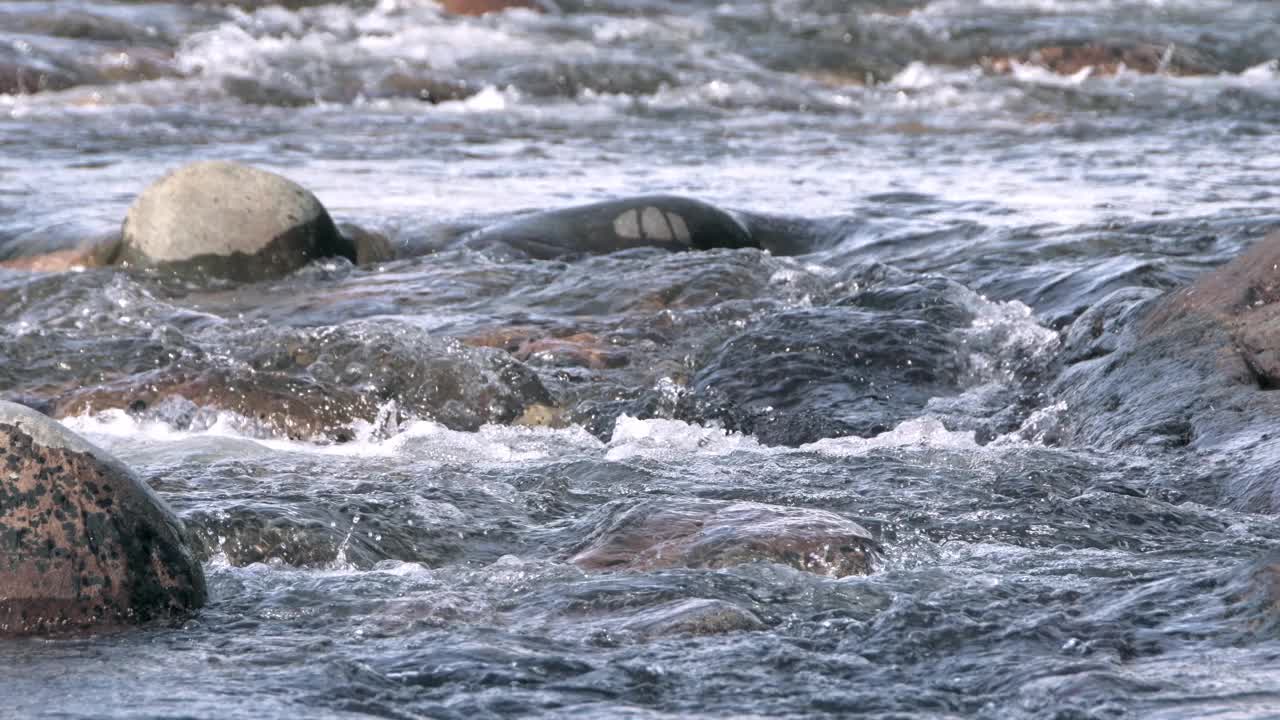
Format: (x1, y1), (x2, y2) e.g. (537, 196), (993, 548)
(0, 401), (206, 635)
(119, 160), (354, 281)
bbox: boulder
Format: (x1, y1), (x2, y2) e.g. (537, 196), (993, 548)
(119, 161), (355, 282)
(0, 401), (206, 635)
(1051, 231), (1280, 510)
(571, 498), (880, 577)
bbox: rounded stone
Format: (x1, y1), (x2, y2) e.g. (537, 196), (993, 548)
(0, 401), (206, 635)
(120, 160), (354, 281)
(571, 498), (881, 577)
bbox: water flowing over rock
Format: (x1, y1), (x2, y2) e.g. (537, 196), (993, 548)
(1052, 231), (1280, 511)
(47, 320), (557, 440)
(571, 498), (880, 578)
(0, 401), (206, 635)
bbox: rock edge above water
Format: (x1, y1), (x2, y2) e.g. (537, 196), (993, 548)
(0, 400), (206, 636)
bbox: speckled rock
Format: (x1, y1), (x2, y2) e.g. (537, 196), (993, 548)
(119, 160), (355, 282)
(571, 499), (881, 577)
(0, 401), (206, 635)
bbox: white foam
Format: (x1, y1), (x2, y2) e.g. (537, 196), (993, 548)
(63, 407), (602, 465)
(605, 415), (762, 461)
(954, 288), (1060, 384)
(800, 417), (980, 457)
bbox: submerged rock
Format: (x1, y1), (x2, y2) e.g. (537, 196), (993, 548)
(680, 267), (974, 445)
(119, 161), (355, 282)
(0, 401), (206, 635)
(571, 498), (880, 577)
(51, 369), (379, 442)
(611, 598), (765, 638)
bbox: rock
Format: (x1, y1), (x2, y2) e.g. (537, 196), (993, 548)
(981, 41), (1219, 78)
(46, 320), (558, 439)
(680, 267), (973, 444)
(440, 0), (546, 15)
(336, 222), (397, 265)
(0, 401), (206, 635)
(119, 161), (355, 282)
(1050, 231), (1280, 510)
(51, 369), (379, 443)
(571, 498), (880, 577)
(612, 598), (765, 638)
(461, 195), (756, 259)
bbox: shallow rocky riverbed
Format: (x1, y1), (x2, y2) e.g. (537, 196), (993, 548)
(3, 0), (1280, 718)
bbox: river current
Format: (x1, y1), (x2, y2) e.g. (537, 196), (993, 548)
(3, 1), (1280, 718)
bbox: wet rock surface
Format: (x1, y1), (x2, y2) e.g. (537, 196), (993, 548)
(41, 319), (558, 440)
(571, 498), (880, 578)
(0, 401), (206, 635)
(1052, 231), (1280, 510)
(680, 267), (977, 445)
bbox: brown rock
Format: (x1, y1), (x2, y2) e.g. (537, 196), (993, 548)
(571, 499), (880, 577)
(516, 332), (629, 370)
(1147, 230), (1280, 387)
(0, 238), (120, 273)
(51, 369), (379, 442)
(440, 0), (542, 15)
(0, 401), (206, 635)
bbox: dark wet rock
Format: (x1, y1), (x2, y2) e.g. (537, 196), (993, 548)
(372, 70), (478, 103)
(0, 401), (205, 635)
(253, 321), (556, 432)
(1051, 231), (1280, 510)
(0, 53), (79, 95)
(119, 161), (356, 282)
(680, 268), (974, 444)
(571, 498), (880, 578)
(336, 222), (397, 265)
(1060, 287), (1162, 365)
(461, 195), (756, 259)
(516, 333), (629, 370)
(42, 318), (557, 439)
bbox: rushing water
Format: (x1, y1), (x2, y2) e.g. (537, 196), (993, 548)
(3, 1), (1280, 717)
